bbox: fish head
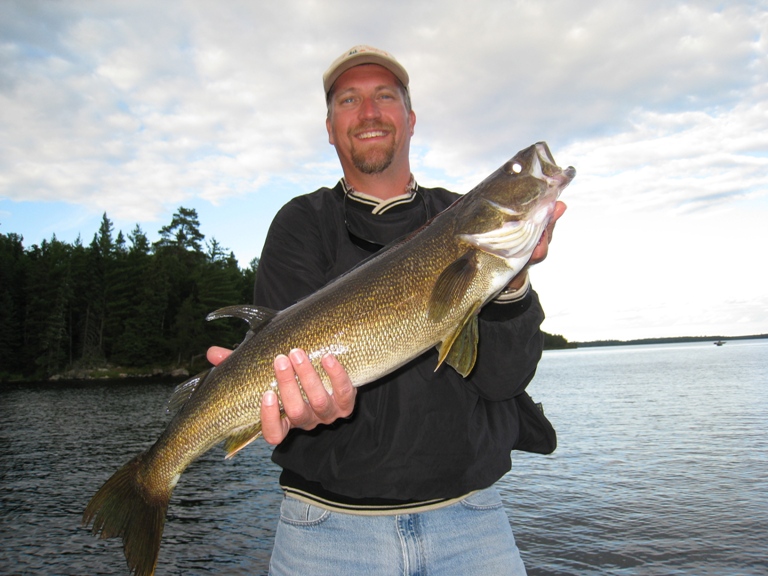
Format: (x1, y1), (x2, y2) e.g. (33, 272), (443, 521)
(476, 142), (575, 220)
(458, 142), (576, 262)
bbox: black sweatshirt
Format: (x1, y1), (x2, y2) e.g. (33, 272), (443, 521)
(253, 180), (555, 509)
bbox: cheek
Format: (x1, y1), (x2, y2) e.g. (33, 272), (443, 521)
(328, 117), (352, 146)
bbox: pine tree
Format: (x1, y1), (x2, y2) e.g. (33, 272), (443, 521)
(156, 207), (205, 252)
(23, 237), (73, 377)
(0, 233), (26, 377)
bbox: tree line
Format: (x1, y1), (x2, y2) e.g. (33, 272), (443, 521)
(0, 207), (257, 381)
(0, 206), (575, 381)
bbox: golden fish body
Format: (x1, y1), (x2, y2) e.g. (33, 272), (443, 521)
(83, 142), (575, 575)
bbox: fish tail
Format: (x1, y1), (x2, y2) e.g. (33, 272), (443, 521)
(83, 453), (169, 576)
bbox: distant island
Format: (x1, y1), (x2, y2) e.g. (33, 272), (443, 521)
(567, 333), (768, 349)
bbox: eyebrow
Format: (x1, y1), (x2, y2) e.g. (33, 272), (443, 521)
(335, 84), (399, 98)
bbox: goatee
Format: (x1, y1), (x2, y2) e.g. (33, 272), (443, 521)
(349, 123), (396, 174)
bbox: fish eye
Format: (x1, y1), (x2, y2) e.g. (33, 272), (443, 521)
(504, 161), (524, 175)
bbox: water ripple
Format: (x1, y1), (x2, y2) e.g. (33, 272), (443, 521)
(2, 340), (766, 574)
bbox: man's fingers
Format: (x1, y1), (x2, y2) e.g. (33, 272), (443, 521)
(207, 346), (232, 366)
(289, 349), (336, 421)
(546, 201), (567, 244)
(529, 201), (567, 265)
(261, 390), (290, 445)
(273, 353), (315, 428)
(262, 350), (357, 446)
(322, 353), (356, 416)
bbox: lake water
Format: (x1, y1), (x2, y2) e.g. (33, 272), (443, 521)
(1, 340), (766, 575)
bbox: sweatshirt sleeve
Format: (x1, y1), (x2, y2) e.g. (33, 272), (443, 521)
(464, 288), (546, 401)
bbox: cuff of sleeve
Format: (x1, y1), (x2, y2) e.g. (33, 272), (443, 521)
(494, 273), (530, 304)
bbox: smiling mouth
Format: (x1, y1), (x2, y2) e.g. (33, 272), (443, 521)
(357, 130), (388, 140)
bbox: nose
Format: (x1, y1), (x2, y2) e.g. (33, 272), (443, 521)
(358, 96), (381, 120)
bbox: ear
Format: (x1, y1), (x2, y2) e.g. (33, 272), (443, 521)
(326, 116), (335, 145)
(409, 110), (416, 136)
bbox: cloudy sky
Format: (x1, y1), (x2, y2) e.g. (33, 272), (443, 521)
(2, 0), (766, 342)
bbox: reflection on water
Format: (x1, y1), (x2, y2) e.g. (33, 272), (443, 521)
(1, 340), (766, 575)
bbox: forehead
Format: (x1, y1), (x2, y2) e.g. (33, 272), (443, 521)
(332, 64), (401, 93)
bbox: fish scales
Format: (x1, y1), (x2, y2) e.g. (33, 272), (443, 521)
(83, 142), (575, 576)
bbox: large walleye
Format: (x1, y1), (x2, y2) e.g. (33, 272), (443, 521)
(83, 142), (575, 575)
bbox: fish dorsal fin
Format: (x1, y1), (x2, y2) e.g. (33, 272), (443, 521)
(435, 304), (482, 377)
(223, 423), (264, 459)
(167, 369), (210, 414)
(428, 251), (479, 323)
(206, 305), (278, 332)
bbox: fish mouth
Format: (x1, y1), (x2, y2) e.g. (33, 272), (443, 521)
(549, 165), (576, 188)
(533, 141), (576, 187)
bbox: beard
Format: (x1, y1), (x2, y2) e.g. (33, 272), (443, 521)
(348, 123), (397, 174)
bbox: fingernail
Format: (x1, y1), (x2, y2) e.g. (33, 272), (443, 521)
(264, 390), (276, 405)
(289, 349), (304, 364)
(323, 353), (337, 368)
(274, 354), (289, 370)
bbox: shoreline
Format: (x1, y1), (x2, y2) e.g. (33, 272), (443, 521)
(4, 333), (766, 384)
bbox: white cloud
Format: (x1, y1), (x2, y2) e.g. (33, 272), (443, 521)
(0, 0), (766, 340)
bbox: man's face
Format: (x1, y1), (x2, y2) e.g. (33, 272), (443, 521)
(326, 65), (415, 176)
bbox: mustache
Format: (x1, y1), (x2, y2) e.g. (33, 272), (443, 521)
(348, 121), (395, 137)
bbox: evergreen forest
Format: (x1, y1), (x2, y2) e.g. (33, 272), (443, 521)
(0, 207), (257, 381)
(1, 206), (574, 382)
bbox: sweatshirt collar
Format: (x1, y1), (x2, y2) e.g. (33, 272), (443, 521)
(340, 175), (419, 215)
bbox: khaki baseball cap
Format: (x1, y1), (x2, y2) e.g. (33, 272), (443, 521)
(323, 45), (409, 96)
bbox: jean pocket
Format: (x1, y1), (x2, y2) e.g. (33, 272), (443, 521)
(460, 487), (504, 511)
(279, 496), (331, 527)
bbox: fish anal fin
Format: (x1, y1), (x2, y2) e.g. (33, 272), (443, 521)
(428, 251), (479, 322)
(206, 305), (278, 332)
(435, 306), (480, 377)
(223, 424), (264, 459)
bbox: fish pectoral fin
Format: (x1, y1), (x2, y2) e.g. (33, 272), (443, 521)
(206, 304), (278, 332)
(435, 306), (480, 377)
(167, 370), (210, 414)
(428, 251), (479, 322)
(223, 424), (264, 459)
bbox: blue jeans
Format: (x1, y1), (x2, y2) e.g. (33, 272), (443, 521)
(268, 486), (527, 575)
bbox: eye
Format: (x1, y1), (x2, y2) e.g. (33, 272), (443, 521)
(503, 160), (524, 174)
(335, 92), (359, 106)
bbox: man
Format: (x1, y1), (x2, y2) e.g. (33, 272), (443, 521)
(209, 45), (565, 575)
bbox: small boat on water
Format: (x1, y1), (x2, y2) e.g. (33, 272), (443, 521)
(714, 340), (726, 346)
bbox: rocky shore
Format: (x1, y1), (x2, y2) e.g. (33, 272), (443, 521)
(48, 366), (191, 382)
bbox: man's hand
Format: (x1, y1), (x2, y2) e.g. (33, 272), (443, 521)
(529, 200), (566, 266)
(206, 346), (357, 446)
(530, 200), (567, 266)
(503, 200), (567, 292)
